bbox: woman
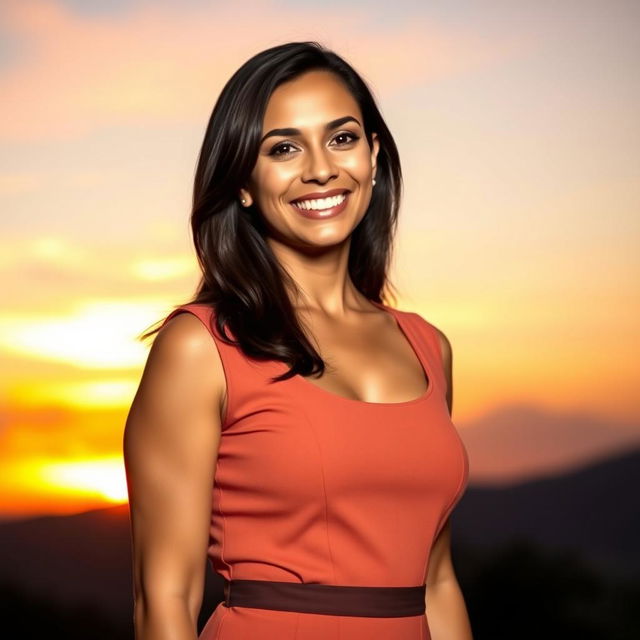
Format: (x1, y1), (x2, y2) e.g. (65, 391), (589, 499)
(124, 41), (472, 640)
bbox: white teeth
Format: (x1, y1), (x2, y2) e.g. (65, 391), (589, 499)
(293, 193), (347, 211)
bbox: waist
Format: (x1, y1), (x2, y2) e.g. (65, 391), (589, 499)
(223, 578), (427, 618)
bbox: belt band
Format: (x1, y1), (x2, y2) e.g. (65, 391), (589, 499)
(223, 578), (426, 618)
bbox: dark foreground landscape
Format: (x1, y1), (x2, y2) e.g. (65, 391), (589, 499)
(1, 446), (638, 639)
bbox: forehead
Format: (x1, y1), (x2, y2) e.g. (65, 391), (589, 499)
(262, 70), (361, 131)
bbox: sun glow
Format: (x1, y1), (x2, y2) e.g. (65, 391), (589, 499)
(29, 456), (128, 502)
(0, 300), (161, 369)
(41, 458), (127, 502)
(8, 379), (139, 409)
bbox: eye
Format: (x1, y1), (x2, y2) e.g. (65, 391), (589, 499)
(268, 141), (298, 157)
(332, 131), (360, 145)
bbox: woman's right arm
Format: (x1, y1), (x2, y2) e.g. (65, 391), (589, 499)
(123, 312), (226, 640)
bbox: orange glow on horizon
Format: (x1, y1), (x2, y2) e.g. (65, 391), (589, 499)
(0, 456), (129, 519)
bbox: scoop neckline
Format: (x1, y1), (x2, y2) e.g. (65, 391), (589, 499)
(291, 300), (435, 408)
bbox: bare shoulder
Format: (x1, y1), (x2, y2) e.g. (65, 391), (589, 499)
(152, 311), (225, 398)
(130, 310), (227, 428)
(127, 309), (226, 436)
(155, 310), (221, 358)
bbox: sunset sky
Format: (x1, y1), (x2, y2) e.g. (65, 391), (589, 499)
(1, 0), (638, 519)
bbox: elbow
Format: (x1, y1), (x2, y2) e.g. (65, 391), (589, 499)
(133, 591), (199, 639)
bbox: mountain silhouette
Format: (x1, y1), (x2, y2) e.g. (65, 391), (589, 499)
(452, 445), (640, 580)
(457, 402), (640, 483)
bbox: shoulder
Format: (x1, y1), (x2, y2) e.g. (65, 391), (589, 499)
(404, 310), (453, 410)
(433, 324), (452, 367)
(126, 307), (226, 448)
(404, 310), (452, 365)
(149, 306), (225, 390)
(156, 307), (218, 356)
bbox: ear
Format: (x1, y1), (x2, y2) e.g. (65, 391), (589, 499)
(238, 188), (253, 207)
(370, 132), (380, 179)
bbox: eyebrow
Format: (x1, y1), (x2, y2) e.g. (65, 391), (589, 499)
(260, 115), (362, 145)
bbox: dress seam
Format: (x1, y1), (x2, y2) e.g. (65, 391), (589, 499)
(299, 405), (340, 639)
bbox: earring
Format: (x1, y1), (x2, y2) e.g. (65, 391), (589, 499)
(372, 178), (376, 186)
(241, 198), (246, 204)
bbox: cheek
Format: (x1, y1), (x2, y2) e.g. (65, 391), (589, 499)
(249, 163), (296, 230)
(337, 146), (373, 180)
(255, 163), (298, 197)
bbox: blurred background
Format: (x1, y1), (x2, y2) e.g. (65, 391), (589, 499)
(0, 0), (638, 638)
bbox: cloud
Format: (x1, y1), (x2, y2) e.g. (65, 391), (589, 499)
(0, 404), (126, 458)
(0, 299), (173, 368)
(0, 0), (525, 141)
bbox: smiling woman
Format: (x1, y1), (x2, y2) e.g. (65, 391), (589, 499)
(124, 41), (471, 640)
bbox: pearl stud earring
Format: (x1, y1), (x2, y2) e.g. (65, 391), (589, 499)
(372, 178), (376, 186)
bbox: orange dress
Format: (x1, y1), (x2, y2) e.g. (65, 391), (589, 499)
(159, 301), (469, 640)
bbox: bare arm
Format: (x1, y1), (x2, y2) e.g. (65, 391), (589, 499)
(123, 313), (225, 640)
(424, 328), (473, 640)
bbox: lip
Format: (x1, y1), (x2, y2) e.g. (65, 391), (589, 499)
(291, 191), (350, 220)
(290, 188), (350, 203)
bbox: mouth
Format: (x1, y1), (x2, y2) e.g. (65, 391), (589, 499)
(290, 190), (351, 219)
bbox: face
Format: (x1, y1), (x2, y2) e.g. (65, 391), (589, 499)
(240, 70), (379, 250)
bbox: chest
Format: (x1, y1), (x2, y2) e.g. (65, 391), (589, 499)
(298, 311), (431, 404)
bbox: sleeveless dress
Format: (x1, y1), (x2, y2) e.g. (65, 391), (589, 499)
(159, 301), (469, 640)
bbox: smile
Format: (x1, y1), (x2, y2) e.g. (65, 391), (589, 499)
(291, 192), (350, 219)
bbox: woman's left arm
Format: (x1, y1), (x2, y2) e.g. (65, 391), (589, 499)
(424, 328), (473, 639)
(425, 518), (473, 640)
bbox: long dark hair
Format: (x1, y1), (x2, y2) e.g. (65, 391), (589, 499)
(141, 41), (403, 382)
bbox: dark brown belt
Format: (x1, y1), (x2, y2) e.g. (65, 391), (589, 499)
(223, 579), (426, 617)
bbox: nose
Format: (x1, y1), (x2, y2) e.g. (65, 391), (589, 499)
(301, 143), (338, 184)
